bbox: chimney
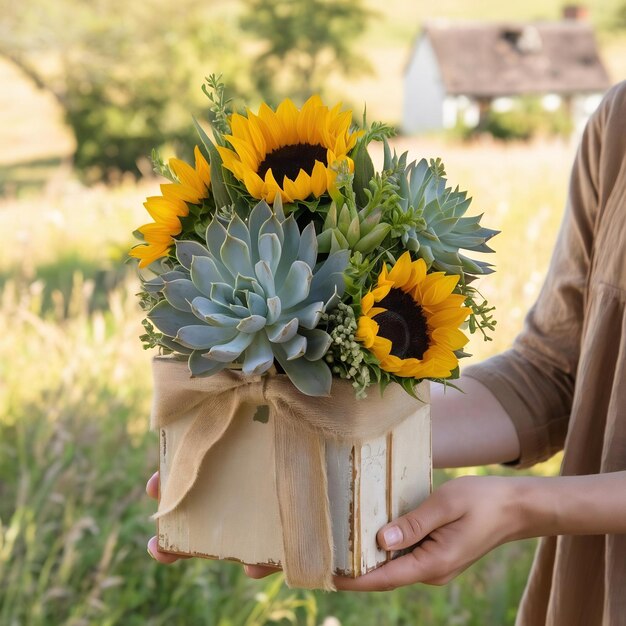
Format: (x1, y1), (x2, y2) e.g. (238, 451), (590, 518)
(563, 5), (589, 21)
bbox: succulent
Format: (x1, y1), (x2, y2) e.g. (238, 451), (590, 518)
(385, 147), (498, 281)
(316, 201), (391, 255)
(146, 201), (349, 396)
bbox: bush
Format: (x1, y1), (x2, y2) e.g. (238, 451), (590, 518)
(482, 97), (573, 141)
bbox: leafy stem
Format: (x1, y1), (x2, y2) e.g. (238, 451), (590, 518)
(202, 74), (232, 135)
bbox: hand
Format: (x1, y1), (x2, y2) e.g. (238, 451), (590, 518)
(335, 475), (525, 590)
(145, 471), (191, 564)
(246, 475), (525, 590)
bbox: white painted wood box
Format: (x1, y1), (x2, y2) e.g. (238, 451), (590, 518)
(157, 381), (431, 578)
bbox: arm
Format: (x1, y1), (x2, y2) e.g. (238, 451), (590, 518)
(331, 470), (626, 591)
(431, 375), (520, 468)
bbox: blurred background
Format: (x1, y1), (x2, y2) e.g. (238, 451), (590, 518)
(1, 1), (624, 624)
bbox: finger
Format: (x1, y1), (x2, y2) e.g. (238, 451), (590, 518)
(147, 535), (191, 564)
(244, 564), (281, 579)
(334, 544), (443, 592)
(146, 471), (159, 500)
(377, 491), (458, 551)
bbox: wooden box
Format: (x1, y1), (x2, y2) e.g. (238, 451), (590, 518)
(157, 382), (431, 579)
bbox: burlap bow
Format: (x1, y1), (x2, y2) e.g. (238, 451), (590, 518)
(150, 356), (424, 590)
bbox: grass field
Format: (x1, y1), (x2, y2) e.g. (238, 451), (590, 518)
(0, 134), (571, 625)
(0, 2), (604, 623)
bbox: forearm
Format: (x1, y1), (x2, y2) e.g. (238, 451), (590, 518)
(431, 375), (521, 468)
(515, 471), (626, 538)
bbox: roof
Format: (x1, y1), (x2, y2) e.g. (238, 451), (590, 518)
(419, 20), (611, 97)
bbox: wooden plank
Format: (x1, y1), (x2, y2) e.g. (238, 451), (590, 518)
(325, 442), (354, 575)
(158, 403), (283, 565)
(357, 435), (389, 574)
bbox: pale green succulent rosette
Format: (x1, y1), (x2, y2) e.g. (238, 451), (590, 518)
(390, 153), (499, 281)
(147, 201), (349, 397)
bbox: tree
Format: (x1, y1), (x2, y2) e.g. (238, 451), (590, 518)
(240, 0), (374, 103)
(0, 0), (251, 179)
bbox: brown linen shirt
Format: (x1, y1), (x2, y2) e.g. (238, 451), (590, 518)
(464, 81), (626, 626)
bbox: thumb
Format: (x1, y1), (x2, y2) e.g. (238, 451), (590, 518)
(377, 490), (458, 551)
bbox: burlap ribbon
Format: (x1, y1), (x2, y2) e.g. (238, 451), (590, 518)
(150, 356), (424, 591)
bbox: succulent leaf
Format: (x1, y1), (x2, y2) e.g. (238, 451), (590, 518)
(208, 332), (255, 361)
(148, 301), (200, 337)
(278, 261), (312, 309)
(390, 158), (498, 280)
(163, 279), (203, 313)
(191, 257), (225, 296)
(176, 241), (210, 270)
(242, 334), (275, 375)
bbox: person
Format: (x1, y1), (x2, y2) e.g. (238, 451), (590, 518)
(146, 81), (626, 625)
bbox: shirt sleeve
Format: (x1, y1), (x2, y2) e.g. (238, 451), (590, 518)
(463, 88), (610, 469)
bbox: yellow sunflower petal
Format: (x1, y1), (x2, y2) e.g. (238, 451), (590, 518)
(130, 242), (172, 268)
(257, 102), (283, 149)
(161, 182), (201, 205)
(275, 98), (299, 145)
(361, 292), (375, 315)
(388, 251), (413, 288)
(356, 316), (379, 348)
(427, 293), (467, 312)
(429, 307), (470, 328)
(419, 272), (460, 306)
(230, 113), (255, 149)
(169, 158), (205, 198)
(194, 146), (211, 187)
(144, 196), (188, 222)
(223, 135), (260, 171)
(262, 169), (281, 204)
(243, 169), (266, 200)
(288, 168), (313, 201)
(139, 222), (181, 240)
(432, 327), (469, 351)
(371, 336), (393, 359)
(244, 109), (268, 158)
(310, 160), (328, 197)
(404, 258), (428, 291)
(370, 283), (392, 302)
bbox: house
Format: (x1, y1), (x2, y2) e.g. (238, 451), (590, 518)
(402, 6), (611, 136)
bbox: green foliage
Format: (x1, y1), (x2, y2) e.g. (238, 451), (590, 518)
(240, 0), (375, 102)
(0, 0), (249, 180)
(202, 74), (234, 136)
(481, 97), (574, 141)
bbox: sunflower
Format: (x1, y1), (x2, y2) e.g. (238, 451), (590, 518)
(216, 95), (362, 204)
(356, 252), (470, 379)
(130, 146), (211, 268)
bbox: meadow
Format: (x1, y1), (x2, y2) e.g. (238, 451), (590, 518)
(0, 133), (573, 625)
(5, 0), (622, 621)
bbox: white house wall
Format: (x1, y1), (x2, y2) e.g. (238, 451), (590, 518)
(402, 37), (447, 134)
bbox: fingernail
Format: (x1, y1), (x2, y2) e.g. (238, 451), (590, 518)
(383, 525), (403, 548)
(147, 546), (157, 560)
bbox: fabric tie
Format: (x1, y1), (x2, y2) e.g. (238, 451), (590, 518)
(150, 356), (426, 590)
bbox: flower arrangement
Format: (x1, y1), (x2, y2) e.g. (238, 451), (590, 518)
(131, 76), (497, 398)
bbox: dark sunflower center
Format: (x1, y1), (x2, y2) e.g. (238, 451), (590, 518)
(373, 288), (430, 360)
(257, 143), (327, 182)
